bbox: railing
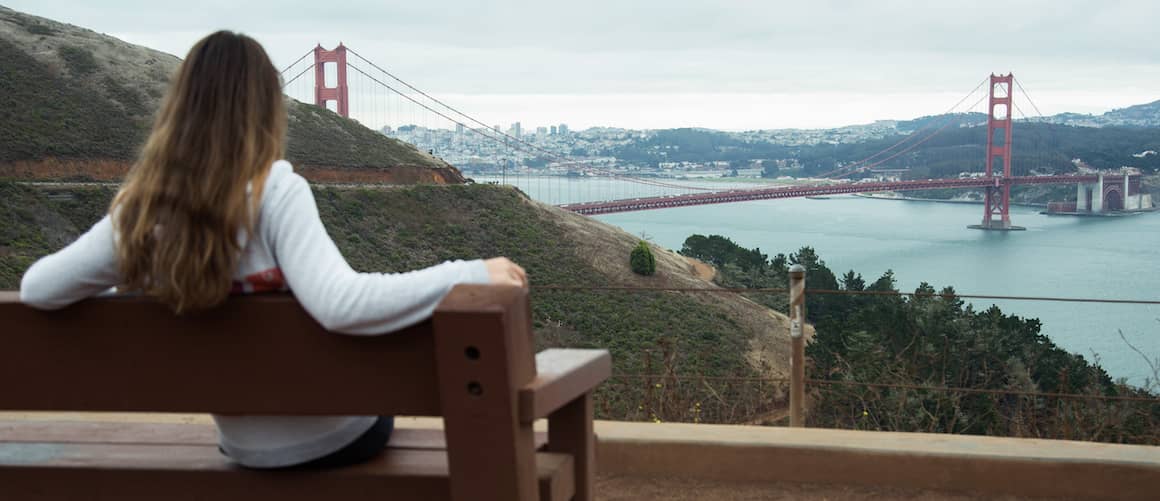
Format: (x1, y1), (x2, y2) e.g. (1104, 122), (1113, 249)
(532, 279), (1160, 446)
(597, 373), (1159, 445)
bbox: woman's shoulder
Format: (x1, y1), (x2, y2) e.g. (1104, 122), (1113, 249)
(265, 159), (301, 186)
(260, 160), (309, 203)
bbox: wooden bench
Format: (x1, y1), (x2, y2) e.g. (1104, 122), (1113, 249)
(0, 284), (611, 500)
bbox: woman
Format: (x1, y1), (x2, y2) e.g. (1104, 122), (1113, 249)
(19, 31), (527, 469)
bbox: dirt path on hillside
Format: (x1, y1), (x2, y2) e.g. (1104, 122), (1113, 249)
(686, 256), (717, 281)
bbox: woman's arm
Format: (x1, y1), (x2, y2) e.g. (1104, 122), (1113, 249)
(265, 174), (494, 335)
(20, 215), (121, 309)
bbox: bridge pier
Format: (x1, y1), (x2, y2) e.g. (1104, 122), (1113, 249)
(313, 44), (349, 117)
(1050, 174), (1154, 215)
(1082, 178), (1104, 213)
(969, 74), (1025, 231)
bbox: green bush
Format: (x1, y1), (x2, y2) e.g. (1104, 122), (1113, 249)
(25, 23), (57, 36)
(58, 45), (98, 75)
(629, 240), (656, 276)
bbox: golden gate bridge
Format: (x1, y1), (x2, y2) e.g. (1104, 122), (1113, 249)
(281, 44), (1149, 231)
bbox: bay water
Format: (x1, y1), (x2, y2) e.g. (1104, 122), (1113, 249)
(480, 175), (1160, 386)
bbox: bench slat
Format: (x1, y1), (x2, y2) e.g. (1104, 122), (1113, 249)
(521, 349), (612, 422)
(0, 420), (550, 450)
(0, 294), (445, 415)
(0, 441), (573, 501)
(0, 420), (217, 445)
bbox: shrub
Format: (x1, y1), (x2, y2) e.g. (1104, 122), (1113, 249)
(630, 240), (656, 276)
(26, 23), (57, 36)
(58, 45), (98, 75)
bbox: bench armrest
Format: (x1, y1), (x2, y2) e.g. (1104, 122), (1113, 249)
(518, 349), (611, 423)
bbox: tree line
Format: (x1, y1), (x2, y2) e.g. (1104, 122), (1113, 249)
(680, 233), (1159, 444)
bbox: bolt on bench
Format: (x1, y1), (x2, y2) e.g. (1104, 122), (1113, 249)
(0, 284), (610, 500)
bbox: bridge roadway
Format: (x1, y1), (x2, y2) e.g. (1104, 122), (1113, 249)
(560, 175), (1119, 216)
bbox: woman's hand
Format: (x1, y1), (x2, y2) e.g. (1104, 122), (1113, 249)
(484, 257), (528, 288)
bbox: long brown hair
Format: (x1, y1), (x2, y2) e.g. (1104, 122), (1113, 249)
(113, 31), (286, 313)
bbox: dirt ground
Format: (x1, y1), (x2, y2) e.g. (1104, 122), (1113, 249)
(686, 256), (717, 281)
(596, 474), (1043, 501)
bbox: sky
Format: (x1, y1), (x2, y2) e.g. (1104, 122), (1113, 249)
(9, 0), (1160, 130)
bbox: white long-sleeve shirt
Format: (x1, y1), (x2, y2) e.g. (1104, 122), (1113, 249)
(20, 160), (491, 468)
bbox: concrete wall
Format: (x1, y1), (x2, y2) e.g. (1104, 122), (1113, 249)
(1125, 193), (1155, 211)
(1093, 176), (1105, 213)
(595, 421), (1160, 500)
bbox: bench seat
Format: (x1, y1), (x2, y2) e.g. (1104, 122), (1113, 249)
(0, 285), (610, 500)
(0, 421), (572, 501)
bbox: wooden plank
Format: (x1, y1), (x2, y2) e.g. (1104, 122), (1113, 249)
(538, 452), (575, 501)
(0, 441), (573, 501)
(0, 420), (549, 450)
(520, 349), (612, 422)
(0, 293), (444, 415)
(433, 284), (537, 388)
(0, 285), (534, 417)
(0, 420), (217, 445)
(434, 285), (539, 501)
(547, 392), (597, 501)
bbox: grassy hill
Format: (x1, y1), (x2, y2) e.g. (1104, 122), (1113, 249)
(0, 181), (793, 422)
(0, 6), (794, 424)
(0, 6), (460, 183)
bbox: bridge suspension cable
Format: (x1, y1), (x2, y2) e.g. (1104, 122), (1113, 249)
(283, 47), (1078, 213)
(826, 92), (989, 179)
(343, 48), (720, 193)
(1013, 77), (1046, 118)
(279, 49), (315, 76)
(816, 76), (988, 179)
(342, 62), (690, 194)
(281, 63), (315, 88)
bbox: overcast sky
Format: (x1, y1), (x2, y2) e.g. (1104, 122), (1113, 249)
(10, 1), (1160, 130)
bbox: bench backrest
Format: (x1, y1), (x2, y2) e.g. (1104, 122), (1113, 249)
(0, 284), (535, 416)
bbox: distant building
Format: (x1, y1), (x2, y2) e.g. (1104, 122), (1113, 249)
(550, 125), (558, 135)
(536, 126), (548, 137)
(511, 122), (522, 139)
(558, 123), (569, 135)
(456, 123), (465, 135)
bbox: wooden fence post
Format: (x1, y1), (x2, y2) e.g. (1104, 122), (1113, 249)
(789, 264), (807, 427)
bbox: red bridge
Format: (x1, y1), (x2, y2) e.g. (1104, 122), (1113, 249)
(558, 174), (1129, 217)
(282, 51), (1151, 231)
(555, 74), (1148, 230)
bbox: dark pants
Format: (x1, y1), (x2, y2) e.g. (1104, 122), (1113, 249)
(223, 416), (394, 470)
(293, 416), (394, 470)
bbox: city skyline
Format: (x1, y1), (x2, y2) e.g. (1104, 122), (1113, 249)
(7, 0), (1159, 130)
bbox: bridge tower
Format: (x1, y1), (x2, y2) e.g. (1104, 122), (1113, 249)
(313, 44), (349, 117)
(972, 74), (1025, 230)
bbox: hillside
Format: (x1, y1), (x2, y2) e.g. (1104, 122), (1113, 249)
(1045, 100), (1160, 128)
(799, 122), (1160, 177)
(611, 122), (1159, 181)
(0, 6), (461, 183)
(0, 181), (794, 422)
